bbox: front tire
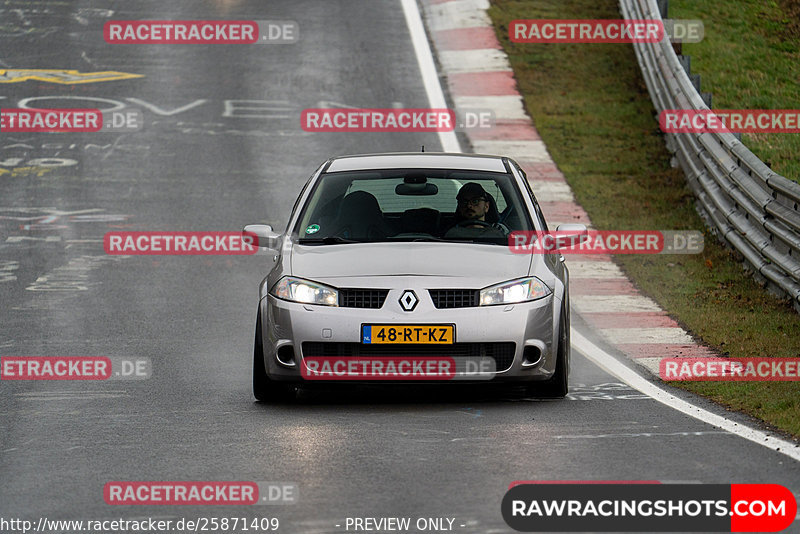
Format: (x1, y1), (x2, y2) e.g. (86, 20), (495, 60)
(253, 308), (295, 402)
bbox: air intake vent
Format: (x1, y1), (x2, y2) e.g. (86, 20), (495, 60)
(429, 289), (479, 308)
(338, 288), (389, 309)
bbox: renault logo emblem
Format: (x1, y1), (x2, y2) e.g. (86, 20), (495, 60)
(399, 290), (418, 312)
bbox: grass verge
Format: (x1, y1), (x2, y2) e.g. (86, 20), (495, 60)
(671, 0), (800, 184)
(487, 0), (800, 437)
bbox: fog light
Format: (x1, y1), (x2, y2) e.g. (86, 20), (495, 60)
(522, 345), (543, 367)
(276, 345), (296, 367)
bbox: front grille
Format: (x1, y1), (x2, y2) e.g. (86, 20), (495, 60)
(302, 342), (515, 371)
(429, 289), (479, 308)
(338, 289), (389, 309)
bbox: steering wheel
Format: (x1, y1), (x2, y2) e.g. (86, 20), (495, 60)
(456, 219), (493, 228)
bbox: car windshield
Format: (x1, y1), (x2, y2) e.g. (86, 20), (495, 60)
(294, 169), (535, 245)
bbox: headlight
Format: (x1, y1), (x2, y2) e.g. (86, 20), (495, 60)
(479, 277), (551, 306)
(270, 277), (338, 306)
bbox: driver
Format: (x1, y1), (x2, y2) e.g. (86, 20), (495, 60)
(443, 182), (507, 238)
(455, 182), (491, 226)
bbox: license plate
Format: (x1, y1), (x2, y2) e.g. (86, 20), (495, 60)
(362, 325), (454, 344)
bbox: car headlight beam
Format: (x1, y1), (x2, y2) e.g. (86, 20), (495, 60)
(271, 277), (338, 306)
(479, 277), (551, 306)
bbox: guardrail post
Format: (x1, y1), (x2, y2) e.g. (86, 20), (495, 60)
(676, 54), (713, 108)
(677, 54), (690, 74)
(688, 73), (701, 92)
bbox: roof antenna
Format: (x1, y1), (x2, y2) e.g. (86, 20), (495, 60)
(420, 145), (425, 153)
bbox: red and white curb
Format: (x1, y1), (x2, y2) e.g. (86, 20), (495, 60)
(419, 0), (717, 377)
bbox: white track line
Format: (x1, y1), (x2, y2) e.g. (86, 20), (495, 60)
(400, 0), (461, 152)
(572, 328), (800, 463)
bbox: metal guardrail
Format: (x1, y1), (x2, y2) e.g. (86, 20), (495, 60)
(620, 0), (800, 313)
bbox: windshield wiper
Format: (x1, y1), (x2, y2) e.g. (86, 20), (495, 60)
(391, 236), (504, 245)
(410, 236), (447, 242)
(298, 236), (361, 245)
(383, 234), (447, 242)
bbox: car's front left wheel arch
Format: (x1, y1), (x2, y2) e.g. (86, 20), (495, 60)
(253, 307), (295, 403)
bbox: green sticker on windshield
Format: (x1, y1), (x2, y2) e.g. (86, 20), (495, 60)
(305, 224), (320, 234)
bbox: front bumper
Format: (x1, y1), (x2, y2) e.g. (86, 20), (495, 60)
(259, 286), (558, 384)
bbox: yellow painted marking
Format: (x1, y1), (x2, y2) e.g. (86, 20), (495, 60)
(0, 69), (143, 84)
(0, 167), (54, 177)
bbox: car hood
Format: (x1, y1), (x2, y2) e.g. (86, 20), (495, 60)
(290, 241), (540, 287)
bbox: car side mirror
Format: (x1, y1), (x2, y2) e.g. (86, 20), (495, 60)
(555, 224), (589, 247)
(243, 224), (281, 251)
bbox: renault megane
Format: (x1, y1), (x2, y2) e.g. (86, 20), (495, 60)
(244, 153), (585, 401)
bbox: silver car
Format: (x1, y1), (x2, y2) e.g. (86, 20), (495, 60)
(245, 153), (584, 401)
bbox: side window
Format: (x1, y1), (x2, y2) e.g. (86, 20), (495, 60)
(530, 194), (548, 232)
(511, 161), (547, 231)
